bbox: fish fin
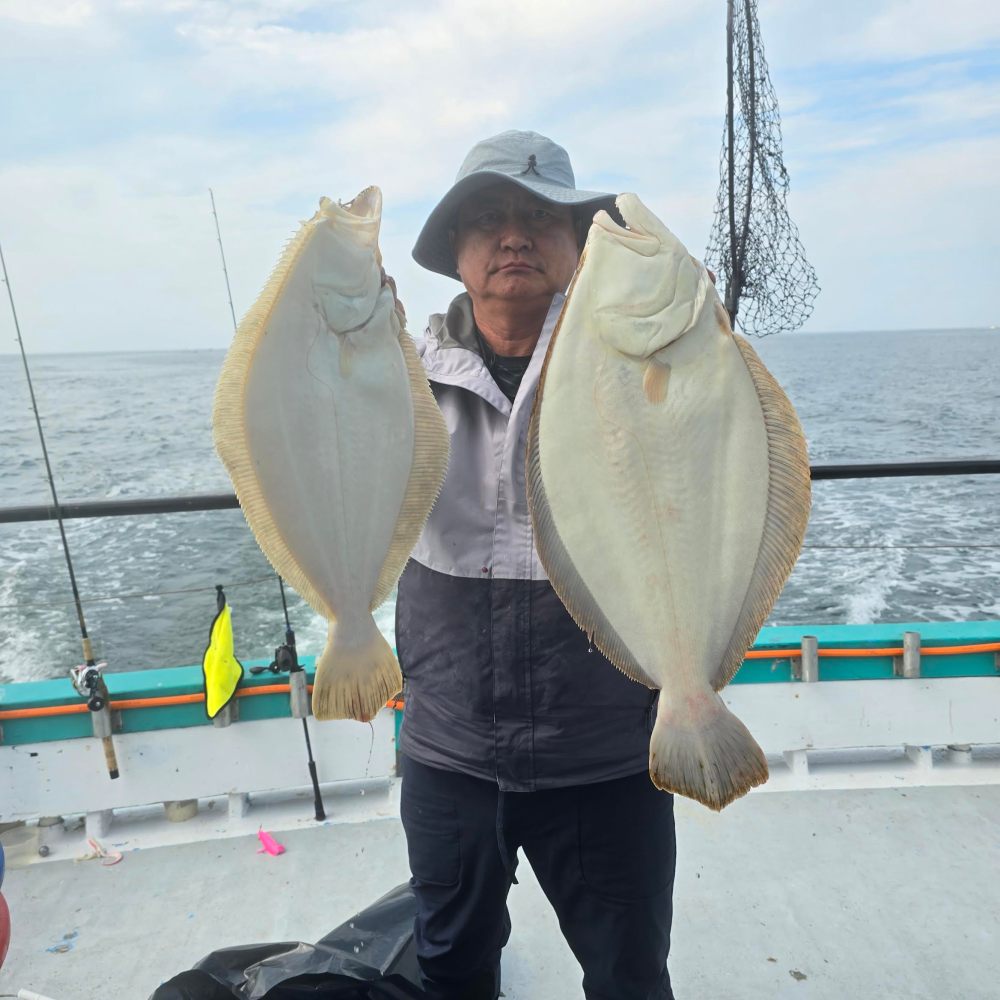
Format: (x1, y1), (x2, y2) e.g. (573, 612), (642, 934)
(710, 335), (812, 692)
(642, 358), (671, 405)
(212, 209), (336, 624)
(312, 616), (402, 722)
(370, 329), (451, 611)
(527, 354), (658, 690)
(649, 689), (768, 810)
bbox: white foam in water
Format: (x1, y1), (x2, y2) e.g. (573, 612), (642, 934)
(844, 571), (895, 625)
(284, 594), (397, 665)
(842, 530), (908, 625)
(0, 549), (53, 684)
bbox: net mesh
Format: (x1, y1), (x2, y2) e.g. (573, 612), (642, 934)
(705, 0), (819, 337)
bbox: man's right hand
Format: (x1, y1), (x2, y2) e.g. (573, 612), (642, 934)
(381, 267), (407, 325)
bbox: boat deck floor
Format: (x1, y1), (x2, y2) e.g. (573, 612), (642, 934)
(1, 782), (998, 999)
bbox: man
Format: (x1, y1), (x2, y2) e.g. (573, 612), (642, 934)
(394, 131), (676, 1000)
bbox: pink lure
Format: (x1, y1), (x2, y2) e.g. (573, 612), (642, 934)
(257, 828), (285, 856)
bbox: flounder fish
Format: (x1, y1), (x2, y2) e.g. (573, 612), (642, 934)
(213, 187), (449, 722)
(527, 192), (810, 810)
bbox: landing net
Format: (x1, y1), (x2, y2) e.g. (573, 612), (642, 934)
(705, 0), (820, 337)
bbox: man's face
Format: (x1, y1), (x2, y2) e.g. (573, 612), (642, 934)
(451, 182), (581, 308)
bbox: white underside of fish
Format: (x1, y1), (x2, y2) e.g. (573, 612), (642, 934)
(213, 188), (449, 722)
(527, 193), (810, 809)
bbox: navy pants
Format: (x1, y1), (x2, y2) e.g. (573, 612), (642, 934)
(399, 755), (676, 1000)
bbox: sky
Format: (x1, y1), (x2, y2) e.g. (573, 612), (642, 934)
(0, 0), (998, 354)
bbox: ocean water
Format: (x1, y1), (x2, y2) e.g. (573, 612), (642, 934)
(1, 328), (998, 684)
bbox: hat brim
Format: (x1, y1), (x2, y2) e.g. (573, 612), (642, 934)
(412, 170), (618, 280)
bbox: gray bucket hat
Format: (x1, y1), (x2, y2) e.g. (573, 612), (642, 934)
(412, 130), (617, 280)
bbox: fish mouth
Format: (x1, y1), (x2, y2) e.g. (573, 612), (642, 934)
(317, 186), (383, 224)
(592, 193), (658, 256)
(343, 186), (382, 218)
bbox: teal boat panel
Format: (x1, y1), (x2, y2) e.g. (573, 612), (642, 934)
(728, 620), (1000, 684)
(2, 625), (997, 746)
(0, 657), (317, 746)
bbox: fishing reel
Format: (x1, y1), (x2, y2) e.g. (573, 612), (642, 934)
(251, 630), (311, 721)
(250, 632), (301, 677)
(70, 663), (110, 711)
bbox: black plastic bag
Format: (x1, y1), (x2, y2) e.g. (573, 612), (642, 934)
(149, 882), (424, 999)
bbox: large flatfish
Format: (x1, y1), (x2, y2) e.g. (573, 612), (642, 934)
(527, 193), (810, 810)
(213, 188), (449, 722)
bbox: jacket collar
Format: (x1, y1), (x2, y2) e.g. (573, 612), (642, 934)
(418, 292), (565, 415)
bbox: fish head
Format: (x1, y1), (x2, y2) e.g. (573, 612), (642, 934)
(312, 187), (386, 333)
(583, 192), (712, 360)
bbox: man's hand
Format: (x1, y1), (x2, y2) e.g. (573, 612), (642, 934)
(381, 267), (406, 324)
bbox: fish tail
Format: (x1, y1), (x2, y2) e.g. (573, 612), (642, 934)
(311, 616), (402, 723)
(649, 689), (768, 811)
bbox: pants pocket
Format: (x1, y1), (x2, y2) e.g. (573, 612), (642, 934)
(577, 772), (676, 902)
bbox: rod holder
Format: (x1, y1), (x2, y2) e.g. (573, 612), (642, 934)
(213, 701), (237, 728)
(894, 631), (921, 678)
(289, 669), (311, 719)
(795, 636), (819, 682)
(91, 703), (112, 739)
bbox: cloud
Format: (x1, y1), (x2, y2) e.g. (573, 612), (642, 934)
(0, 0), (997, 353)
(855, 0), (1000, 60)
(763, 0), (1000, 65)
(791, 133), (1000, 332)
(0, 0), (95, 26)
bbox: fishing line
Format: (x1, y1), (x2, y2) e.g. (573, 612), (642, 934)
(802, 543), (1000, 551)
(364, 720), (376, 778)
(0, 574), (277, 611)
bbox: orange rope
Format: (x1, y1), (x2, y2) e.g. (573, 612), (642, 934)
(111, 693), (204, 710)
(0, 681), (317, 720)
(0, 702), (89, 720)
(747, 641), (1000, 660)
(2, 642), (997, 722)
(820, 647), (903, 658)
(921, 642), (1000, 655)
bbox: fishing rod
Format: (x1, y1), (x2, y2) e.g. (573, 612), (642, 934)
(0, 239), (119, 780)
(209, 188), (239, 334)
(209, 191), (325, 820)
(250, 578), (327, 821)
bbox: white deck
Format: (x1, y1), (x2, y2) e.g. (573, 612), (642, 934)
(1, 779), (998, 1000)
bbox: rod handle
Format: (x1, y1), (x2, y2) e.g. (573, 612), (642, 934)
(308, 759), (326, 821)
(102, 735), (120, 780)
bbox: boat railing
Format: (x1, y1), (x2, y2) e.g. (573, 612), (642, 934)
(3, 459), (1000, 524)
(1, 459), (998, 842)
